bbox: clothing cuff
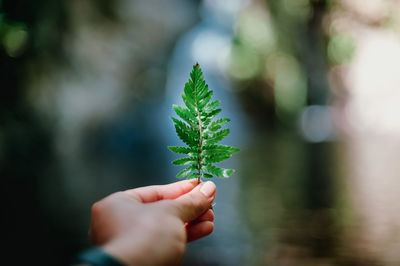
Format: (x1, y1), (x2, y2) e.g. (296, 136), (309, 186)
(71, 247), (125, 266)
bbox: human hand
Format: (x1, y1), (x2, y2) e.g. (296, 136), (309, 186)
(88, 180), (216, 266)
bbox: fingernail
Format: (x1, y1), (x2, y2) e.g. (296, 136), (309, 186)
(200, 181), (216, 197)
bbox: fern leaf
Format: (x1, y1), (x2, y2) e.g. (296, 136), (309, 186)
(198, 90), (213, 109)
(202, 108), (222, 127)
(173, 105), (197, 126)
(203, 173), (213, 178)
(187, 172), (201, 179)
(172, 157), (197, 165)
(203, 144), (240, 155)
(176, 165), (196, 178)
(205, 128), (230, 145)
(209, 118), (230, 132)
(203, 153), (231, 164)
(168, 63), (240, 182)
(182, 93), (196, 114)
(171, 117), (199, 141)
(203, 100), (220, 113)
(168, 146), (196, 154)
(202, 164), (235, 178)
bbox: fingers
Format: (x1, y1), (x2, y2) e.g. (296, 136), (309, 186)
(186, 209), (215, 242)
(190, 209), (214, 224)
(122, 179), (199, 203)
(186, 221), (214, 242)
(171, 181), (216, 222)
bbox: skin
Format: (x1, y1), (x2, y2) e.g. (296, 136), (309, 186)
(88, 180), (216, 266)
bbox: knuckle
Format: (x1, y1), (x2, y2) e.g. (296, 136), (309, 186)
(91, 191), (122, 217)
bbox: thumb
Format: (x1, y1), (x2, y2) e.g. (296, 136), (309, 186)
(171, 181), (216, 222)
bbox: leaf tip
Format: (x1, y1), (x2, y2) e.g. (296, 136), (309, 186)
(224, 169), (235, 178)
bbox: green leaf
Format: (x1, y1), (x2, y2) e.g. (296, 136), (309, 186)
(202, 173), (213, 178)
(184, 81), (195, 105)
(187, 172), (201, 179)
(202, 165), (235, 178)
(169, 63), (239, 180)
(168, 146), (197, 154)
(171, 117), (199, 145)
(190, 64), (201, 81)
(203, 153), (231, 164)
(176, 166), (196, 178)
(198, 90), (213, 109)
(202, 109), (221, 127)
(173, 126), (196, 146)
(182, 94), (196, 114)
(197, 81), (208, 99)
(205, 128), (230, 145)
(172, 157), (197, 165)
(203, 100), (220, 113)
(207, 108), (222, 118)
(203, 144), (240, 156)
(173, 105), (197, 126)
(209, 118), (230, 132)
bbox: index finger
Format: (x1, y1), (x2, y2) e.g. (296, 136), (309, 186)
(122, 179), (200, 203)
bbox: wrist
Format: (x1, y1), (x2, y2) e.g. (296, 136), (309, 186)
(103, 239), (147, 266)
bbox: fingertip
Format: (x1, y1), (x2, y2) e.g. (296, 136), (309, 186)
(172, 181), (216, 222)
(199, 181), (216, 198)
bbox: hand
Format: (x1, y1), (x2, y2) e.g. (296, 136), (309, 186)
(88, 180), (216, 266)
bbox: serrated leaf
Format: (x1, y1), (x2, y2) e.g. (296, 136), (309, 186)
(176, 166), (196, 178)
(182, 94), (196, 114)
(203, 144), (240, 155)
(198, 90), (213, 109)
(172, 157), (198, 165)
(207, 108), (221, 118)
(169, 63), (239, 180)
(205, 128), (230, 145)
(187, 172), (201, 179)
(197, 82), (208, 99)
(173, 126), (196, 146)
(203, 100), (220, 113)
(202, 173), (213, 178)
(190, 64), (201, 81)
(173, 105), (197, 126)
(202, 165), (234, 178)
(203, 153), (231, 164)
(168, 146), (196, 154)
(202, 109), (221, 127)
(171, 117), (199, 144)
(209, 118), (230, 132)
(184, 81), (195, 104)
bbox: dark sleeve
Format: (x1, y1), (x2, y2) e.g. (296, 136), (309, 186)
(70, 247), (125, 266)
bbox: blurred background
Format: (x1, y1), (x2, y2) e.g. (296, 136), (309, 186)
(2, 0), (400, 265)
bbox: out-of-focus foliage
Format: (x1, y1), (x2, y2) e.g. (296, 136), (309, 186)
(327, 34), (355, 65)
(0, 2), (28, 57)
(226, 0), (330, 124)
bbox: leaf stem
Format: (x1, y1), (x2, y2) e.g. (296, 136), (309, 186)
(197, 111), (203, 184)
(194, 68), (203, 184)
